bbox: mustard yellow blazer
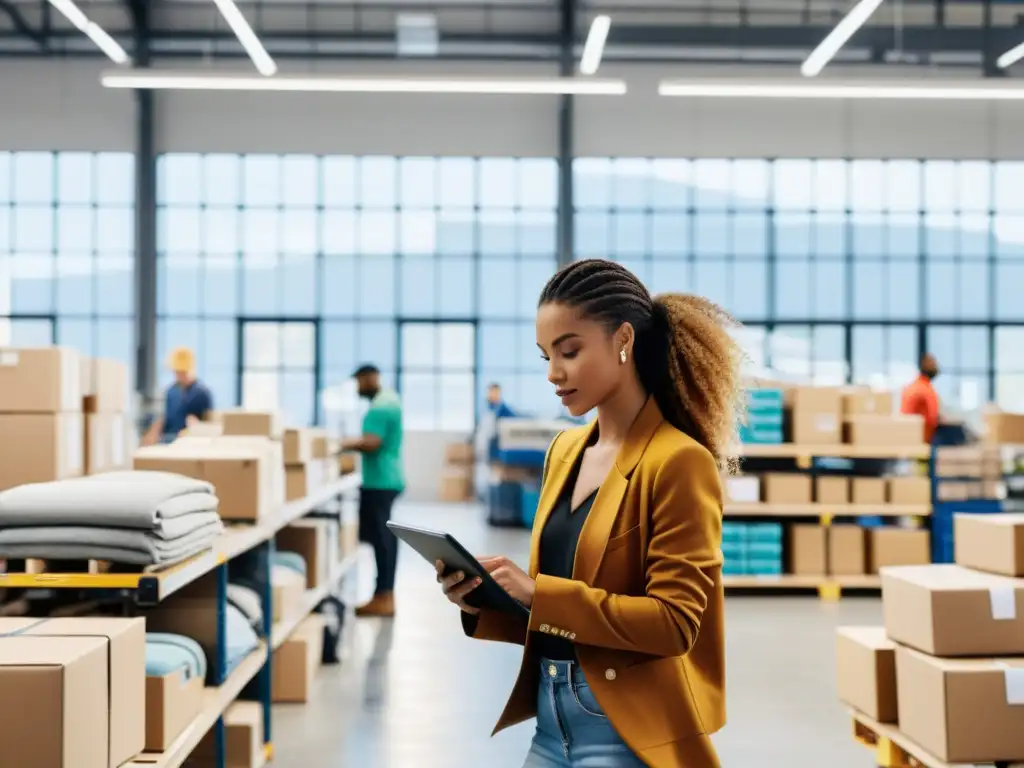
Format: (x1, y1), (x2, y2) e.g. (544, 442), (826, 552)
(463, 397), (726, 768)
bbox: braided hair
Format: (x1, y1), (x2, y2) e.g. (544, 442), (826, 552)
(539, 258), (745, 471)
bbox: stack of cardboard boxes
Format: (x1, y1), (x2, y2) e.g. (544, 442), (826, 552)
(440, 442), (475, 502)
(83, 357), (133, 475)
(0, 347), (84, 492)
(0, 617), (158, 768)
(745, 383), (925, 447)
(281, 426), (340, 502)
(838, 513), (1024, 764)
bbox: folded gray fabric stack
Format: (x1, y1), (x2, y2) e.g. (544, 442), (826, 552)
(0, 471), (224, 566)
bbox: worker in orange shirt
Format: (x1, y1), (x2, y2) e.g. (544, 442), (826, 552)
(901, 353), (941, 443)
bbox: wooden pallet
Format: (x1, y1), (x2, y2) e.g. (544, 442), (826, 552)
(852, 710), (1024, 768)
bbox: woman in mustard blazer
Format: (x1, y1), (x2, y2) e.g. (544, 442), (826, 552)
(437, 259), (744, 768)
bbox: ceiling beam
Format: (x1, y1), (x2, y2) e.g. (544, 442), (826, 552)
(0, 0), (45, 49)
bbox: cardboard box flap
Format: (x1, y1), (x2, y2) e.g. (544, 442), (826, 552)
(0, 635), (108, 665)
(960, 512), (1024, 528)
(881, 563), (1022, 591)
(836, 626), (895, 650)
(225, 700), (263, 727)
(0, 617), (44, 636)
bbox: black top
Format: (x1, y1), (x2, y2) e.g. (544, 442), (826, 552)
(531, 467), (598, 661)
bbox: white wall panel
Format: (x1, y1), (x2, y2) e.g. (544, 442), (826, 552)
(575, 65), (1024, 159)
(3, 59), (1024, 159)
(153, 60), (560, 157)
(0, 60), (134, 151)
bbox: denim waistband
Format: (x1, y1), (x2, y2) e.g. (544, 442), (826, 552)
(538, 657), (587, 685)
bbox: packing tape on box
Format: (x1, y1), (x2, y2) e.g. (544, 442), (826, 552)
(990, 586), (1017, 620)
(997, 663), (1024, 705)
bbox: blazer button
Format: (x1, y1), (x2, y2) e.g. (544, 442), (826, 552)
(605, 668), (617, 681)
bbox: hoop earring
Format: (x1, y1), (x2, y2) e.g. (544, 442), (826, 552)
(619, 349), (627, 364)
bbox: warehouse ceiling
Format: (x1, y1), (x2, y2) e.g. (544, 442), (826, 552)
(0, 0), (1023, 72)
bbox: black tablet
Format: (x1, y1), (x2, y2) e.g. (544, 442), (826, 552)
(386, 521), (530, 618)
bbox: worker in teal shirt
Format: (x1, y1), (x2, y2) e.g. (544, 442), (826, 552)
(143, 347), (214, 445)
(342, 364), (404, 618)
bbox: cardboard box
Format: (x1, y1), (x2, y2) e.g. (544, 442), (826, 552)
(0, 635), (109, 768)
(842, 390), (894, 417)
(194, 701), (264, 768)
(790, 524), (827, 575)
(9, 618), (146, 768)
(0, 346), (82, 413)
(444, 442), (475, 465)
(309, 429), (331, 459)
(441, 472), (474, 502)
(763, 473), (812, 505)
(0, 413), (84, 491)
(340, 521), (359, 558)
(887, 476), (931, 505)
(983, 411), (1024, 445)
(835, 626), (897, 723)
(84, 358), (129, 414)
(868, 528), (930, 573)
(134, 445), (273, 521)
(272, 566), (306, 623)
(789, 386), (842, 444)
(896, 645), (1024, 763)
(221, 410), (283, 439)
(955, 513), (1024, 577)
(828, 525), (866, 575)
(725, 475), (760, 503)
(272, 614), (324, 703)
(85, 413), (128, 475)
(852, 477), (887, 505)
(339, 452), (358, 475)
(146, 668), (203, 751)
(844, 415), (925, 446)
(815, 476), (849, 505)
(283, 428), (314, 465)
(284, 461), (325, 502)
(882, 564), (1024, 656)
(277, 520), (330, 589)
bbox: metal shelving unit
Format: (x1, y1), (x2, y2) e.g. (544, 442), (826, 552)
(0, 473), (362, 768)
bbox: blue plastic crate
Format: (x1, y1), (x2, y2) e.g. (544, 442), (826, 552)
(745, 410), (785, 428)
(745, 558), (784, 575)
(739, 424), (784, 444)
(746, 388), (785, 411)
(488, 482), (524, 527)
(746, 541), (784, 558)
(745, 523), (784, 543)
(520, 484), (541, 529)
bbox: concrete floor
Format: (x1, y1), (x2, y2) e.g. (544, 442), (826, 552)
(273, 503), (880, 768)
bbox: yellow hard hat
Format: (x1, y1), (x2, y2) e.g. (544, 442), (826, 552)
(168, 347), (196, 373)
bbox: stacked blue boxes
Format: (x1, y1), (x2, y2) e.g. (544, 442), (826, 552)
(741, 388), (784, 444)
(722, 522), (784, 576)
(488, 481), (524, 527)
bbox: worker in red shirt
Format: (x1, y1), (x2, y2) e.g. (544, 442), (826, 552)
(901, 353), (941, 443)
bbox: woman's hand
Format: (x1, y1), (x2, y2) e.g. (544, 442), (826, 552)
(480, 556), (536, 608)
(436, 560), (482, 615)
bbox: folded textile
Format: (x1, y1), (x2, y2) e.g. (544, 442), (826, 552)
(273, 551), (307, 578)
(225, 604), (260, 677)
(146, 632), (208, 681)
(0, 518), (224, 565)
(0, 471), (217, 531)
(227, 583), (264, 632)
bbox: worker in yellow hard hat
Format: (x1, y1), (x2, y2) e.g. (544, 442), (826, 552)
(142, 347), (214, 445)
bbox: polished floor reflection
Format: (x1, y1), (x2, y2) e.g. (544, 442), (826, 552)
(273, 503), (879, 767)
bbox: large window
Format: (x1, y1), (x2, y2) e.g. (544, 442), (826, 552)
(573, 157), (1024, 409)
(0, 151), (135, 379)
(156, 154), (558, 426)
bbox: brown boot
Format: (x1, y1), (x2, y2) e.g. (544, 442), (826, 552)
(355, 592), (395, 618)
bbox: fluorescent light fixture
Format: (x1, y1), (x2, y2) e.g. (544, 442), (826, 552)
(48, 0), (128, 64)
(100, 70), (628, 95)
(659, 79), (1024, 100)
(801, 0), (885, 77)
(211, 0), (277, 76)
(580, 15), (611, 76)
(997, 41), (1024, 69)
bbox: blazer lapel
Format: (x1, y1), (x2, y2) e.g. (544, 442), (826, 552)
(573, 397), (665, 585)
(528, 424), (595, 577)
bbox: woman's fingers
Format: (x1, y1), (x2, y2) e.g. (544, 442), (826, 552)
(447, 577), (482, 603)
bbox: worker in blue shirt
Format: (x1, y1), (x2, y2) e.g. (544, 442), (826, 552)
(143, 347), (214, 445)
(485, 382), (517, 463)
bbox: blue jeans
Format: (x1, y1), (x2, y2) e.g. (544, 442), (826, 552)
(523, 658), (647, 768)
